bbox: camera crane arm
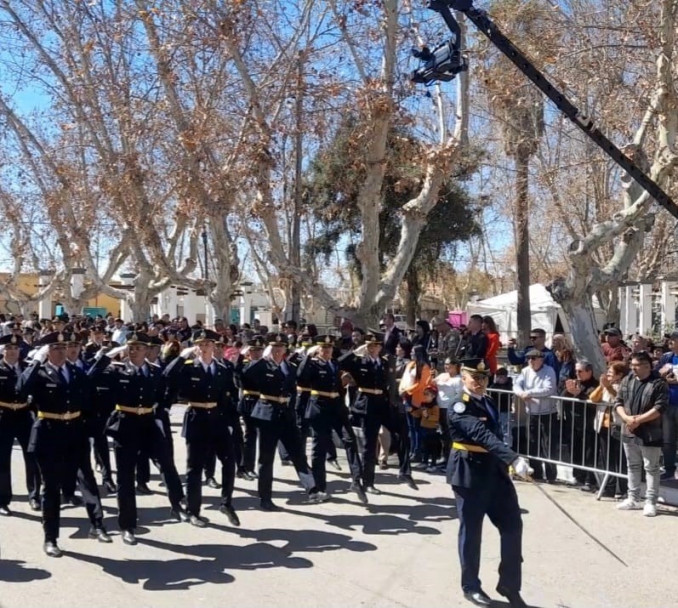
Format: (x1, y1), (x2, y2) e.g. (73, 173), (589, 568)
(415, 0), (678, 219)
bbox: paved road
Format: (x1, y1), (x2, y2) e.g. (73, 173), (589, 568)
(0, 409), (675, 608)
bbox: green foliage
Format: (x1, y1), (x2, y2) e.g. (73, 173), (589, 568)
(303, 114), (480, 283)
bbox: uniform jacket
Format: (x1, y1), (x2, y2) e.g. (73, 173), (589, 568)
(0, 359), (31, 422)
(17, 360), (92, 454)
(297, 355), (344, 420)
(164, 356), (238, 440)
(245, 357), (297, 422)
(446, 389), (517, 488)
(338, 351), (391, 416)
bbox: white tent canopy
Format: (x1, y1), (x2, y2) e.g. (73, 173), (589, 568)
(467, 283), (605, 344)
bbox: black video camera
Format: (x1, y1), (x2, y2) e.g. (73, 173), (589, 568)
(411, 41), (468, 85)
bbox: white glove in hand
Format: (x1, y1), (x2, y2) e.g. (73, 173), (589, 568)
(354, 344), (368, 356)
(33, 344), (50, 363)
(94, 346), (109, 361)
(107, 345), (128, 360)
(180, 346), (196, 359)
(512, 457), (533, 480)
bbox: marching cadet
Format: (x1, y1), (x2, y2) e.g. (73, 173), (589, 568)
(246, 333), (319, 510)
(339, 333), (418, 493)
(66, 330), (117, 494)
(447, 360), (531, 608)
(163, 329), (240, 528)
(297, 335), (368, 504)
(17, 332), (110, 557)
(0, 334), (41, 514)
(236, 335), (266, 480)
(88, 333), (188, 546)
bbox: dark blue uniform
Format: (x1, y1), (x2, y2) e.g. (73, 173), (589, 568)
(447, 389), (523, 597)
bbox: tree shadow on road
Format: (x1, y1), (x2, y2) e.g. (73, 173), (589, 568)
(0, 560), (51, 583)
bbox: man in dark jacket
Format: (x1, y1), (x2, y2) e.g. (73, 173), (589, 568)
(615, 351), (668, 517)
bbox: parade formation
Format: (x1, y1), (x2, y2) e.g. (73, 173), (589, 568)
(0, 314), (534, 608)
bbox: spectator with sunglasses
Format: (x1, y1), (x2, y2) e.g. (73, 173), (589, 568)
(507, 328), (560, 377)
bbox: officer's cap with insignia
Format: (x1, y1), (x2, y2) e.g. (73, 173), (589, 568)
(147, 336), (164, 347)
(267, 333), (288, 347)
(299, 332), (313, 347)
(191, 329), (220, 344)
(38, 331), (67, 347)
(126, 332), (151, 346)
(460, 358), (490, 377)
(364, 333), (383, 345)
(315, 335), (336, 347)
(248, 335), (266, 349)
(0, 334), (21, 346)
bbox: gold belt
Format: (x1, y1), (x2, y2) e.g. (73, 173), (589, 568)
(358, 387), (383, 395)
(38, 411), (81, 421)
(0, 401), (29, 411)
(260, 394), (289, 404)
(116, 405), (154, 415)
(188, 401), (218, 409)
(311, 390), (340, 399)
(452, 441), (488, 453)
(297, 386), (311, 393)
(242, 390), (261, 397)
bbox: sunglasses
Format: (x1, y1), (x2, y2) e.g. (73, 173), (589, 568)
(527, 356), (543, 361)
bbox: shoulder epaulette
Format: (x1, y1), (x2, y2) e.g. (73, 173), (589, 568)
(462, 393), (470, 402)
(147, 361), (161, 369)
(184, 359), (194, 364)
(111, 361), (126, 367)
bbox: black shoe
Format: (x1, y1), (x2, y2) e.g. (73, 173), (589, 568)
(661, 471), (676, 481)
(219, 504), (241, 526)
(496, 586), (528, 608)
(170, 505), (190, 522)
(398, 474), (419, 491)
(280, 459), (293, 466)
(205, 477), (221, 489)
(29, 498), (41, 512)
(122, 530), (137, 545)
(88, 527), (113, 543)
(136, 483), (153, 495)
(248, 470), (258, 479)
(0, 505), (12, 516)
(236, 470), (249, 480)
(63, 494), (83, 507)
(104, 480), (118, 494)
(189, 514), (208, 528)
(463, 589), (492, 607)
(328, 459), (342, 471)
(260, 499), (281, 512)
(350, 482), (369, 505)
(365, 485), (381, 495)
(43, 541), (63, 558)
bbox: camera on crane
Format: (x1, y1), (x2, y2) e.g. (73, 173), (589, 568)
(411, 41), (468, 85)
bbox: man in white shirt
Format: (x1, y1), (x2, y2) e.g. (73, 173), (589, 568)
(513, 350), (558, 483)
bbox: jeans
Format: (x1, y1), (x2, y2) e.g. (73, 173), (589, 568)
(623, 442), (661, 504)
(662, 406), (678, 476)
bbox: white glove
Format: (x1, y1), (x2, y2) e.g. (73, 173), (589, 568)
(306, 345), (320, 357)
(181, 346), (197, 359)
(107, 345), (128, 360)
(354, 344), (368, 356)
(511, 457), (533, 480)
(94, 346), (109, 361)
(33, 344), (50, 363)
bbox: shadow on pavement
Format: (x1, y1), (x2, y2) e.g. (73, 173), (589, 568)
(0, 560), (51, 583)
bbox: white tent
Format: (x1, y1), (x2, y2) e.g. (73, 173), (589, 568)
(467, 283), (605, 343)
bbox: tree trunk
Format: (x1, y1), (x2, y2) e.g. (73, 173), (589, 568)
(558, 296), (606, 375)
(515, 152), (532, 346)
(405, 266), (420, 328)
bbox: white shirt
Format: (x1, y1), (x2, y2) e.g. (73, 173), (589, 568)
(435, 373), (463, 409)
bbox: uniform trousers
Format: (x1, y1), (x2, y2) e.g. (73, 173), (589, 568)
(359, 402), (411, 487)
(185, 411), (236, 516)
(240, 412), (258, 473)
(136, 408), (173, 486)
(453, 473), (523, 594)
(309, 400), (362, 492)
(89, 414), (114, 483)
(112, 415), (184, 530)
(0, 411), (41, 506)
(32, 423), (103, 542)
(255, 411), (316, 501)
(204, 413), (243, 480)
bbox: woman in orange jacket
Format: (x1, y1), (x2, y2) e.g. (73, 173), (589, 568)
(482, 315), (501, 374)
(399, 344), (433, 461)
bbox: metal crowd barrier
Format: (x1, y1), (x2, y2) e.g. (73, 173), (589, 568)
(487, 388), (626, 500)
